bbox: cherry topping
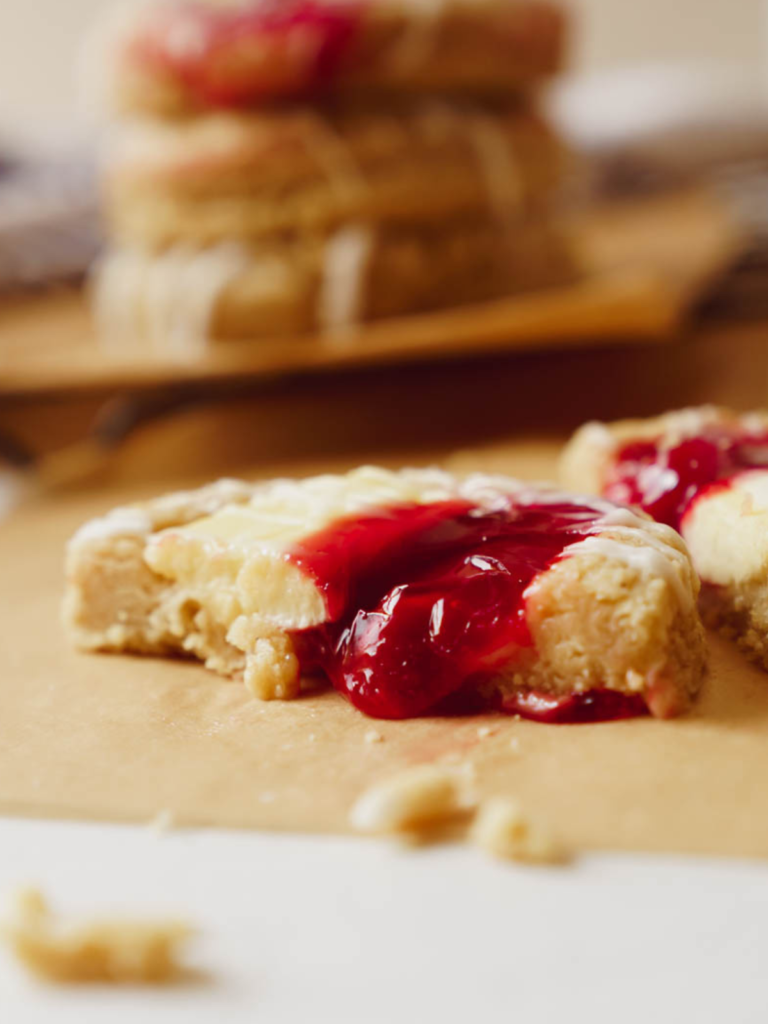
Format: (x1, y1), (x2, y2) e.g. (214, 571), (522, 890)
(502, 688), (648, 724)
(606, 426), (768, 529)
(131, 1), (365, 107)
(287, 497), (645, 722)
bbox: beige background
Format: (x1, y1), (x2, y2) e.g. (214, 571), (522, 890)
(0, 0), (765, 143)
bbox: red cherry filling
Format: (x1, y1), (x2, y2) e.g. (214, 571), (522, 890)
(605, 426), (768, 530)
(501, 688), (647, 724)
(130, 1), (365, 107)
(286, 496), (647, 722)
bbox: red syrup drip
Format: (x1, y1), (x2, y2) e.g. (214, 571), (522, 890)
(286, 497), (647, 723)
(501, 688), (647, 724)
(604, 426), (768, 530)
(133, 1), (365, 107)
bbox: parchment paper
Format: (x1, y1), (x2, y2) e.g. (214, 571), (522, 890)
(2, 444), (768, 857)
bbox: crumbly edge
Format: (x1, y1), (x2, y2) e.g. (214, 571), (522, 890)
(4, 889), (193, 985)
(490, 545), (706, 717)
(63, 478), (260, 668)
(700, 578), (768, 669)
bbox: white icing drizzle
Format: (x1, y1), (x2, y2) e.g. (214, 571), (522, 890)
(572, 533), (691, 609)
(465, 111), (525, 227)
(69, 466), (695, 614)
(658, 405), (724, 450)
(298, 112), (368, 209)
(93, 243), (250, 355)
(459, 476), (695, 609)
(570, 506), (694, 609)
(91, 248), (147, 350)
(317, 224), (374, 336)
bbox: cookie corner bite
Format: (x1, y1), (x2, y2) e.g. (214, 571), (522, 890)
(63, 477), (260, 664)
(64, 467), (706, 722)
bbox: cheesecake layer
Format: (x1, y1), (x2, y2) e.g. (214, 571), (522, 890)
(561, 406), (768, 666)
(100, 0), (567, 117)
(65, 467), (706, 721)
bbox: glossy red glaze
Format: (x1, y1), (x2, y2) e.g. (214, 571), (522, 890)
(287, 496), (645, 722)
(501, 688), (648, 724)
(605, 426), (768, 530)
(131, 1), (365, 107)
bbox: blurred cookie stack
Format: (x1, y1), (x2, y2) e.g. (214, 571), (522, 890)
(93, 0), (572, 352)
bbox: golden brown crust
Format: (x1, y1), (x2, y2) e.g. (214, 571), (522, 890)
(106, 1), (567, 118)
(105, 104), (570, 246)
(93, 217), (574, 345)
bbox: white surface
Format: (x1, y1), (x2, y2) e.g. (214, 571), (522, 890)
(1, 818), (767, 1022)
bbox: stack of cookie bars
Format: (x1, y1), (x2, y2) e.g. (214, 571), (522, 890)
(93, 0), (572, 351)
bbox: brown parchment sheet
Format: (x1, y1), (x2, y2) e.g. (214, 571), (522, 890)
(2, 441), (768, 858)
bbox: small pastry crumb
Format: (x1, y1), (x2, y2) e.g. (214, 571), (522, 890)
(364, 729), (384, 744)
(509, 737), (521, 753)
(470, 798), (566, 864)
(3, 889), (195, 985)
(476, 725), (496, 739)
(149, 809), (175, 834)
(350, 765), (474, 835)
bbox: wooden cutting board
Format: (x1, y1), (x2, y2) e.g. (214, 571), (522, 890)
(0, 189), (740, 397)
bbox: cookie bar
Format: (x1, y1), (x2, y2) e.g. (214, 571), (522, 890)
(561, 406), (768, 665)
(104, 104), (568, 247)
(101, 0), (566, 117)
(64, 466), (706, 722)
(93, 216), (572, 348)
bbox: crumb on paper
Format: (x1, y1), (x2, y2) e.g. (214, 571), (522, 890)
(364, 729), (384, 744)
(476, 725), (496, 739)
(3, 889), (195, 985)
(626, 670), (645, 694)
(470, 798), (567, 865)
(509, 737), (521, 753)
(350, 764), (475, 835)
(149, 809), (175, 834)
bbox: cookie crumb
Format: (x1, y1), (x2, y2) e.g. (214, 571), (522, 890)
(3, 889), (194, 984)
(149, 809), (174, 834)
(350, 764), (475, 835)
(364, 729), (384, 744)
(508, 737), (521, 753)
(476, 725), (496, 739)
(625, 670), (645, 693)
(470, 798), (566, 864)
